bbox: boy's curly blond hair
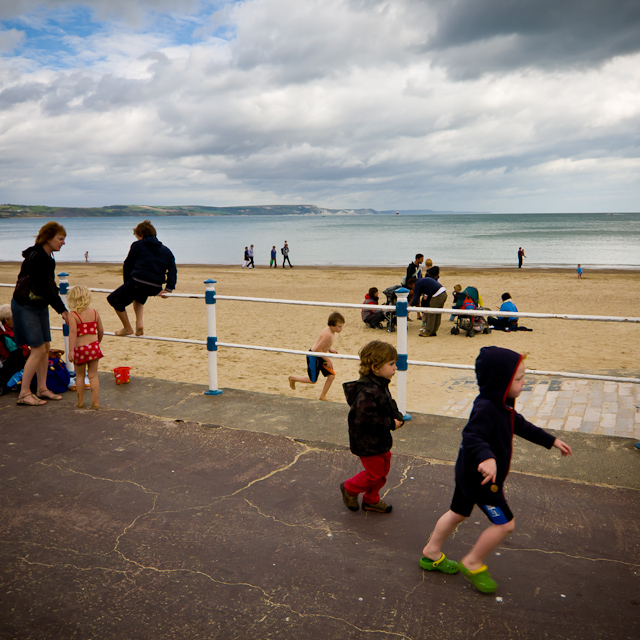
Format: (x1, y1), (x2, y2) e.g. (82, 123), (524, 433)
(358, 340), (398, 377)
(67, 285), (92, 312)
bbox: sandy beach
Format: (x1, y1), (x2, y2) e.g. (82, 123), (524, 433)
(1, 262), (639, 415)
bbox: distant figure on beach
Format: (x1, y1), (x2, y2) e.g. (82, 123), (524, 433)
(67, 285), (104, 410)
(282, 241), (293, 268)
(270, 246), (277, 268)
(361, 287), (385, 329)
(242, 247), (249, 268)
(340, 340), (404, 514)
(419, 347), (572, 593)
(411, 276), (447, 337)
(248, 245), (255, 269)
(488, 293), (519, 331)
(404, 254), (423, 285)
(84, 251), (89, 262)
(289, 311), (344, 400)
(107, 220), (176, 337)
(518, 247), (526, 268)
(577, 264), (583, 279)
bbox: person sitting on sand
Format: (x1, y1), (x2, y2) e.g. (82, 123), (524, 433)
(289, 312), (345, 401)
(362, 288), (385, 329)
(107, 220), (177, 337)
(488, 293), (519, 332)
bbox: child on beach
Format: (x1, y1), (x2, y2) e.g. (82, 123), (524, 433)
(289, 312), (344, 401)
(450, 284), (463, 321)
(419, 346), (572, 593)
(270, 246), (277, 268)
(577, 264), (583, 279)
(340, 340), (404, 514)
(67, 285), (104, 409)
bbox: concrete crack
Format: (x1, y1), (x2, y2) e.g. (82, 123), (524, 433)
(501, 545), (639, 567)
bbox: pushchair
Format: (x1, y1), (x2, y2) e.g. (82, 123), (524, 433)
(381, 284), (402, 332)
(450, 286), (491, 337)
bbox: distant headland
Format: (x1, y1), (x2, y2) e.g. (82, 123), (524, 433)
(0, 204), (487, 219)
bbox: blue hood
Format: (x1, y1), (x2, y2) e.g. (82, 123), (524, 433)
(475, 346), (522, 409)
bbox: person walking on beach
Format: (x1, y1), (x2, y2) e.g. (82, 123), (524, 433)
(517, 247), (526, 268)
(67, 285), (104, 410)
(577, 264), (583, 279)
(248, 245), (255, 269)
(340, 340), (404, 514)
(107, 220), (177, 337)
(419, 347), (572, 593)
(84, 251), (89, 262)
(282, 241), (293, 268)
(270, 246), (277, 268)
(289, 312), (344, 400)
(11, 221), (70, 406)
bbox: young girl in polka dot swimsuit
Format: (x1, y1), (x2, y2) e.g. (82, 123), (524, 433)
(67, 285), (104, 409)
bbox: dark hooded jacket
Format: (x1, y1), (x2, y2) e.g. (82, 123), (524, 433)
(343, 374), (404, 457)
(455, 346), (556, 503)
(123, 236), (177, 291)
(13, 245), (66, 314)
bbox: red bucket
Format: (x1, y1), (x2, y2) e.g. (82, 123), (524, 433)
(113, 366), (131, 384)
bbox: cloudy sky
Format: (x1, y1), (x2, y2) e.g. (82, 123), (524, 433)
(1, 0), (639, 212)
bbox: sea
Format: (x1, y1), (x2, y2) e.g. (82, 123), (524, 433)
(0, 213), (638, 269)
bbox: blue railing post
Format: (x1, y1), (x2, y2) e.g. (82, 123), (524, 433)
(204, 279), (222, 396)
(57, 272), (74, 374)
(394, 287), (411, 421)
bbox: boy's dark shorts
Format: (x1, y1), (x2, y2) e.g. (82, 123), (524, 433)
(306, 353), (335, 383)
(107, 280), (162, 312)
(450, 485), (514, 525)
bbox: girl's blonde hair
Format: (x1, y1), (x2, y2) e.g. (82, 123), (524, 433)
(359, 340), (398, 377)
(67, 285), (91, 312)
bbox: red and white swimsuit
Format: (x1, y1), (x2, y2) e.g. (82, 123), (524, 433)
(73, 310), (104, 365)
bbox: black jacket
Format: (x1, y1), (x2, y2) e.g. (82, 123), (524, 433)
(343, 374), (404, 457)
(123, 236), (177, 291)
(410, 277), (441, 306)
(13, 245), (66, 314)
(455, 346), (556, 503)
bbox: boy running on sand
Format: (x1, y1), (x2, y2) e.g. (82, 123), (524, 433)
(289, 312), (344, 401)
(340, 340), (404, 514)
(419, 346), (572, 593)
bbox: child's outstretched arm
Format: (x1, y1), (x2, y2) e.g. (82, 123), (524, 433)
(552, 438), (572, 456)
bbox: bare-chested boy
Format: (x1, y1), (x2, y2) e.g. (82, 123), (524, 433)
(289, 312), (345, 401)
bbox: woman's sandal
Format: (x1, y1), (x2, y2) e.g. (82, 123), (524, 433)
(419, 553), (459, 574)
(459, 562), (498, 593)
(17, 393), (47, 406)
(37, 390), (62, 401)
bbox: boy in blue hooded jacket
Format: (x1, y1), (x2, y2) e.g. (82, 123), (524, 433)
(419, 346), (572, 593)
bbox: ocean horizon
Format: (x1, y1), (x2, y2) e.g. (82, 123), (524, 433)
(1, 212), (638, 269)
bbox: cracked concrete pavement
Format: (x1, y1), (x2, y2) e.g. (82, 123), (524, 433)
(1, 373), (639, 639)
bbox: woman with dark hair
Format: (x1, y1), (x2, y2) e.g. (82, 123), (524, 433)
(11, 221), (69, 406)
(107, 220), (177, 336)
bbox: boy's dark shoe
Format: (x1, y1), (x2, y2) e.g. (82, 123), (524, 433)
(460, 562), (497, 593)
(340, 483), (359, 511)
(362, 500), (393, 513)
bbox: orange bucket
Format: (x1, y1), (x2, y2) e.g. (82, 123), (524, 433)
(112, 366), (131, 384)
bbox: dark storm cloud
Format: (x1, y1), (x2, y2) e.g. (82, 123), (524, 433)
(426, 0), (640, 77)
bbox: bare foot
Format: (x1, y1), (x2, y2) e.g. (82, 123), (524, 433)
(76, 402), (85, 409)
(319, 396), (328, 401)
(135, 327), (144, 336)
(288, 376), (296, 390)
(115, 327), (134, 336)
(89, 404), (101, 410)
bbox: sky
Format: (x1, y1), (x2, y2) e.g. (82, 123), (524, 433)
(1, 0), (639, 213)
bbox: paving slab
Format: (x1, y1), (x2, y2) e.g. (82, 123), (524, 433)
(1, 378), (639, 640)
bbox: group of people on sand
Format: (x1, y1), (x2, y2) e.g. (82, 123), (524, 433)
(288, 308), (572, 593)
(5, 220), (176, 410)
(242, 242), (293, 269)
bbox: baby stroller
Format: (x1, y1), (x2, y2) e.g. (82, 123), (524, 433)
(381, 284), (402, 332)
(451, 286), (491, 337)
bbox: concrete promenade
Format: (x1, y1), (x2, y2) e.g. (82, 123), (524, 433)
(1, 373), (639, 640)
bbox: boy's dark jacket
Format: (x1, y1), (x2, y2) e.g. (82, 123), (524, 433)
(123, 236), (177, 291)
(456, 346), (556, 503)
(343, 374), (404, 457)
(13, 245), (66, 314)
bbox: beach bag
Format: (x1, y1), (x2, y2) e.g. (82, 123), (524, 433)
(281, 247), (285, 255)
(30, 350), (70, 394)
